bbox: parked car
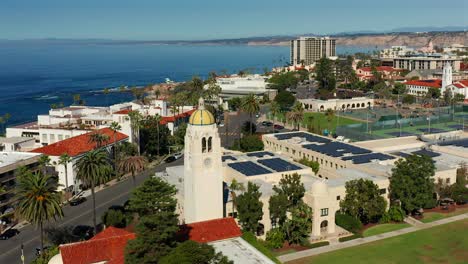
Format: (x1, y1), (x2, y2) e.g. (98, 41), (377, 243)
(69, 196), (86, 206)
(164, 156), (176, 163)
(173, 152), (183, 160)
(72, 225), (94, 240)
(0, 229), (20, 240)
(273, 124), (284, 130)
(261, 121), (273, 127)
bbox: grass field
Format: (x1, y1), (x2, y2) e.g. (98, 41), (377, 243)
(362, 223), (411, 237)
(287, 219), (468, 264)
(420, 207), (468, 223)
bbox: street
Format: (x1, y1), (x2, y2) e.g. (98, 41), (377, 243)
(0, 158), (183, 264)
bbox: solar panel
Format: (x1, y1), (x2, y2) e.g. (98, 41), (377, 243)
(257, 158), (302, 172)
(342, 153), (394, 164)
(246, 151), (274, 158)
(222, 155), (237, 162)
(412, 149), (441, 158)
(274, 132), (331, 143)
(228, 161), (272, 176)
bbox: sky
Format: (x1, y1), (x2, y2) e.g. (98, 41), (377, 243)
(0, 0), (467, 40)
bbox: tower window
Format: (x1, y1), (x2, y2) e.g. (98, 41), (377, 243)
(208, 137), (213, 152)
(202, 137), (207, 153)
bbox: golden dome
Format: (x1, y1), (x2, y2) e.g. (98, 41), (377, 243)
(189, 98), (215, 125)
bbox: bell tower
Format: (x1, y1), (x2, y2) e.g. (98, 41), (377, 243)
(441, 62), (453, 95)
(183, 98), (223, 223)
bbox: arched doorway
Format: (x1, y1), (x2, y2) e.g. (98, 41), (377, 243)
(320, 220), (328, 234)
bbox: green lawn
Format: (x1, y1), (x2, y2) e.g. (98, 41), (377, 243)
(287, 219), (468, 264)
(362, 223), (411, 237)
(420, 207), (468, 223)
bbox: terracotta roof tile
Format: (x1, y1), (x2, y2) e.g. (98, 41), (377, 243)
(181, 218), (241, 243)
(160, 109), (196, 125)
(114, 109), (132, 115)
(404, 79), (442, 88)
(31, 127), (128, 157)
(59, 227), (136, 264)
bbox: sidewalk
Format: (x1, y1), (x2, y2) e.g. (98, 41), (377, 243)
(278, 213), (468, 263)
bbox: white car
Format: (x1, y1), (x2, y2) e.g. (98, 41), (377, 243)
(173, 152), (183, 160)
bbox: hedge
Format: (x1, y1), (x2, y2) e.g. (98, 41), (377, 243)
(309, 241), (330, 248)
(339, 234), (363, 242)
(335, 213), (363, 233)
(242, 232), (281, 263)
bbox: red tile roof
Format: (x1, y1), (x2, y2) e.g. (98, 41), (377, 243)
(404, 79), (442, 88)
(461, 63), (468, 71)
(31, 127), (128, 157)
(452, 80), (468, 89)
(60, 227), (136, 264)
(114, 109), (132, 115)
(160, 109), (196, 125)
(182, 218), (241, 243)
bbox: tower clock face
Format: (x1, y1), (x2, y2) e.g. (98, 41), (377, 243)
(204, 158), (212, 167)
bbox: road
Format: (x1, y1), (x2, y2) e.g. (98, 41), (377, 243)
(0, 158), (183, 264)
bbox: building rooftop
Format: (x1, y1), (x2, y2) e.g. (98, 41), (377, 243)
(0, 151), (41, 168)
(59, 227), (136, 264)
(31, 127), (128, 157)
(181, 217), (242, 243)
(211, 237), (276, 264)
(0, 137), (35, 144)
(404, 79), (442, 88)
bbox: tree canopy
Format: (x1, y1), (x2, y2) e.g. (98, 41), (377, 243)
(159, 240), (232, 264)
(315, 58), (336, 93)
(340, 178), (387, 224)
(274, 90), (296, 110)
(235, 182), (263, 233)
(390, 154), (436, 213)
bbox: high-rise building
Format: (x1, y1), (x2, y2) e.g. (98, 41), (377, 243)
(290, 37), (336, 66)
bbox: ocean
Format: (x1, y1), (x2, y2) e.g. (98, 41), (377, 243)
(0, 41), (375, 129)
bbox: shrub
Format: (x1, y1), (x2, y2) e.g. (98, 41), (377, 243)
(31, 246), (59, 264)
(339, 234), (363, 242)
(379, 213), (391, 224)
(335, 213), (363, 233)
(303, 241), (330, 249)
(388, 206), (405, 222)
(102, 209), (127, 228)
(265, 228), (285, 249)
(242, 232), (280, 263)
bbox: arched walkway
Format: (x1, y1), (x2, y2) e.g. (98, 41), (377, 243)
(320, 220), (328, 234)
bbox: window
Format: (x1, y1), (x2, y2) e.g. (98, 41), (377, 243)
(320, 208), (329, 216)
(50, 134), (55, 143)
(208, 137), (212, 152)
(202, 137), (207, 153)
(336, 196), (340, 201)
(446, 178), (450, 184)
(58, 134), (63, 141)
(42, 134), (47, 142)
(379, 188), (386, 195)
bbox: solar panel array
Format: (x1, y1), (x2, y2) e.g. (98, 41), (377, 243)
(257, 158), (302, 172)
(274, 132), (330, 143)
(412, 149), (441, 158)
(341, 153), (394, 164)
(438, 138), (468, 148)
(228, 161), (272, 176)
(246, 151), (274, 158)
(222, 155), (237, 162)
(303, 141), (371, 157)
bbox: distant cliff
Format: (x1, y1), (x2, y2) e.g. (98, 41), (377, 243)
(245, 31), (468, 47)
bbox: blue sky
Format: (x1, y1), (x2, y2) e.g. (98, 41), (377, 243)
(0, 0), (467, 40)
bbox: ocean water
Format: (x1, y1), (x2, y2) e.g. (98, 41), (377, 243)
(0, 42), (374, 128)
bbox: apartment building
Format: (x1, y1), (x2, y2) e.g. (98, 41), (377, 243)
(290, 37), (336, 66)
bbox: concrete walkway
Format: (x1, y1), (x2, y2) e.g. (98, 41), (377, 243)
(278, 213), (468, 263)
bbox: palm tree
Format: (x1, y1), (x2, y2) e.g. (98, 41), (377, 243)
(287, 102), (304, 130)
(16, 171), (63, 253)
(324, 108), (335, 132)
(270, 101), (280, 126)
(240, 94), (260, 135)
(74, 150), (112, 232)
(88, 131), (110, 149)
(128, 111), (143, 154)
(109, 122), (122, 168)
(38, 155), (51, 175)
(155, 89), (161, 99)
(58, 153), (72, 200)
(118, 155), (146, 187)
(229, 179), (244, 217)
